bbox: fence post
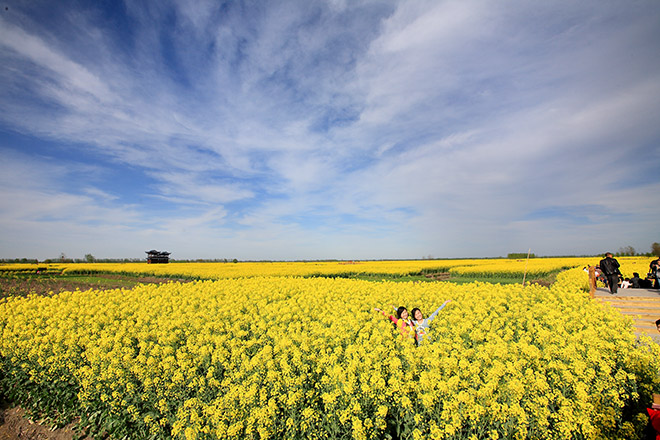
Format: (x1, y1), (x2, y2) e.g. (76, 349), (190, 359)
(588, 266), (596, 299)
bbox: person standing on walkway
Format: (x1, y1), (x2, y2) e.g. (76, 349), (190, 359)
(650, 256), (660, 289)
(599, 252), (622, 294)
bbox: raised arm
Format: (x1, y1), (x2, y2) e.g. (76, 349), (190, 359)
(374, 307), (397, 323)
(427, 300), (451, 322)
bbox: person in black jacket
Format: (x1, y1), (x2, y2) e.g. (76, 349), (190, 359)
(630, 272), (641, 288)
(650, 257), (660, 289)
(599, 252), (622, 294)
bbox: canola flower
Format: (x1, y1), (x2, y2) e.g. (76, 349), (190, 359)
(0, 264), (659, 439)
(610, 256), (660, 279)
(0, 256), (619, 280)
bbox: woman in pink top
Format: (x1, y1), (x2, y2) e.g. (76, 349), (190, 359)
(374, 306), (417, 343)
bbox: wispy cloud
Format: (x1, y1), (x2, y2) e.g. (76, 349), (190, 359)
(1, 0), (659, 260)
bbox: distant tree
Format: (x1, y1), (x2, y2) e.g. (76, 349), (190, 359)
(84, 253), (96, 263)
(652, 242), (660, 257)
(617, 246), (636, 256)
(232, 258), (238, 263)
(508, 253), (536, 259)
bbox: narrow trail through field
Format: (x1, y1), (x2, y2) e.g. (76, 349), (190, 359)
(594, 287), (660, 343)
(0, 406), (85, 440)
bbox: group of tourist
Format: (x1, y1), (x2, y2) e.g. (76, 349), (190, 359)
(591, 253), (660, 294)
(594, 253), (660, 339)
(374, 300), (451, 345)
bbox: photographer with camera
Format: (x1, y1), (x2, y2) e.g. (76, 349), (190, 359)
(599, 252), (622, 294)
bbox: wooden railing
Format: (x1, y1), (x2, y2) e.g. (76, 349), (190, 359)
(588, 266), (596, 299)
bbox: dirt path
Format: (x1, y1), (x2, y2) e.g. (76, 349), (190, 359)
(0, 405), (88, 440)
(0, 273), (192, 299)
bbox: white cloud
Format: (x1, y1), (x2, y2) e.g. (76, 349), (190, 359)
(148, 171), (254, 205)
(1, 0), (659, 259)
(0, 17), (114, 104)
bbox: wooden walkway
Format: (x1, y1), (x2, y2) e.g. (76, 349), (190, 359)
(594, 287), (660, 343)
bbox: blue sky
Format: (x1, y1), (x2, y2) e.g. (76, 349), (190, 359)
(1, 0), (659, 261)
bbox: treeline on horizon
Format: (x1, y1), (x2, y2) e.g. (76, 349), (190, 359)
(0, 255), (598, 264)
(2, 243), (659, 265)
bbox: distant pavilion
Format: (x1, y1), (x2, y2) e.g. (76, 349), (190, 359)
(146, 250), (170, 264)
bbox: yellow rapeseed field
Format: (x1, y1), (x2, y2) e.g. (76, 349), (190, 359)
(1, 259), (659, 439)
(0, 255), (629, 279)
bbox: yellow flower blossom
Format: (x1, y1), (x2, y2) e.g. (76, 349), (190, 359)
(0, 261), (658, 439)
